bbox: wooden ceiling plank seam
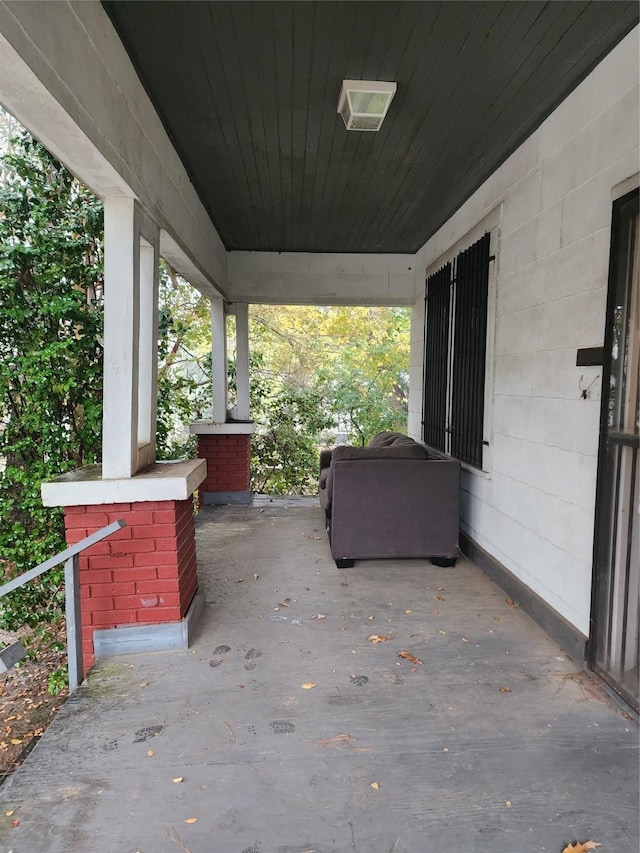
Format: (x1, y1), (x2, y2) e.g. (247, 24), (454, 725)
(455, 3), (637, 197)
(305, 3), (343, 251)
(229, 3), (272, 248)
(347, 0), (485, 250)
(348, 0), (479, 251)
(309, 3), (359, 253)
(271, 1), (293, 250)
(183, 1), (250, 249)
(167, 2), (237, 247)
(110, 3), (228, 249)
(299, 3), (327, 253)
(391, 1), (620, 240)
(317, 0), (394, 252)
(290, 2), (314, 251)
(338, 0), (432, 253)
(377, 0), (573, 249)
(250, 1), (284, 249)
(329, 0), (392, 250)
(341, 1), (444, 251)
(313, 1), (365, 252)
(389, 3), (637, 251)
(184, 2), (243, 249)
(360, 0), (546, 250)
(210, 2), (265, 249)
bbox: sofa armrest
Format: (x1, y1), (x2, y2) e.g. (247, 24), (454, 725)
(319, 448), (333, 473)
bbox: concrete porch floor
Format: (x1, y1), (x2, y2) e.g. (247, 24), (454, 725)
(0, 498), (637, 853)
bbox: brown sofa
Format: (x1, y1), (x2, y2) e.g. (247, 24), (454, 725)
(319, 432), (460, 569)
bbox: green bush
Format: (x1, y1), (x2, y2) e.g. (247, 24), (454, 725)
(0, 130), (104, 629)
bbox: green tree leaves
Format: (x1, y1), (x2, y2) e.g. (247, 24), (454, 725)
(0, 128), (103, 627)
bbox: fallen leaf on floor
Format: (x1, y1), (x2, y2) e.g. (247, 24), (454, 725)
(367, 633), (393, 644)
(506, 598), (518, 608)
(499, 686), (512, 693)
(314, 733), (372, 751)
(368, 615), (374, 621)
(237, 578), (245, 583)
(462, 637), (469, 642)
(253, 573), (259, 580)
(438, 630), (447, 635)
(184, 817), (198, 824)
(5, 810), (15, 816)
(562, 843), (601, 853)
(279, 598), (291, 607)
(405, 609), (412, 615)
(312, 614), (327, 620)
(139, 681), (149, 688)
(437, 595), (445, 602)
(398, 651), (423, 665)
(11, 820), (19, 827)
(10, 738), (22, 745)
(172, 777), (184, 783)
(301, 682), (317, 689)
(147, 749), (154, 757)
(370, 781), (380, 790)
(504, 800), (512, 807)
(443, 747), (449, 752)
(307, 535), (321, 540)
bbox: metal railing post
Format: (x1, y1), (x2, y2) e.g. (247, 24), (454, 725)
(0, 519), (126, 693)
(65, 553), (82, 693)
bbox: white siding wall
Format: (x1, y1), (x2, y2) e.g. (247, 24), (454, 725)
(409, 28), (639, 635)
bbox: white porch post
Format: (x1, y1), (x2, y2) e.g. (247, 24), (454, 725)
(102, 197), (140, 479)
(211, 295), (228, 423)
(233, 303), (250, 421)
(102, 198), (160, 478)
(136, 233), (160, 470)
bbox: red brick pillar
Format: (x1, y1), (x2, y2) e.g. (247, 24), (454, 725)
(63, 499), (198, 673)
(191, 423), (254, 505)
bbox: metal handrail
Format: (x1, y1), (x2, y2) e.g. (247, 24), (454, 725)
(0, 519), (126, 692)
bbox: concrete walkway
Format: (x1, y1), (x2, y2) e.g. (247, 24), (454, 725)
(0, 499), (637, 853)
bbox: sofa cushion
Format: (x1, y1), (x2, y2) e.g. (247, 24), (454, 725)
(332, 443), (428, 462)
(368, 431), (410, 447)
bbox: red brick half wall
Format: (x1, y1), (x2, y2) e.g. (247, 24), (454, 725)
(197, 434), (252, 504)
(64, 498), (197, 672)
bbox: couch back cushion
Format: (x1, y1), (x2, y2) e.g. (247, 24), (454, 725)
(332, 443), (428, 462)
(368, 431), (410, 447)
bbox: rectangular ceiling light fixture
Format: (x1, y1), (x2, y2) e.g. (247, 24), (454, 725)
(337, 80), (397, 131)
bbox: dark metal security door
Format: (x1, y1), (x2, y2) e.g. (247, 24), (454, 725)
(590, 188), (639, 712)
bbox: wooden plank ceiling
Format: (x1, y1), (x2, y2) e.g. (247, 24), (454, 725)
(103, 1), (638, 254)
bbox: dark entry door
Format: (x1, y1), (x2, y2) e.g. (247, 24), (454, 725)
(590, 188), (639, 712)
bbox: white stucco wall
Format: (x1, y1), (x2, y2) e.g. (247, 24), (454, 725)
(408, 28), (639, 635)
(227, 251), (417, 306)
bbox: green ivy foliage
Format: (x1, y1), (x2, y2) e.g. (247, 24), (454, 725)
(0, 130), (104, 628)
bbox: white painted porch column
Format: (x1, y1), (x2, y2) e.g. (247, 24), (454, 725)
(102, 197), (139, 479)
(137, 235), (160, 470)
(211, 295), (228, 424)
(233, 303), (250, 421)
(102, 198), (160, 478)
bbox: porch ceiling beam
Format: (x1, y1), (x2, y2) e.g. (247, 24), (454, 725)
(226, 252), (418, 306)
(0, 0), (226, 299)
